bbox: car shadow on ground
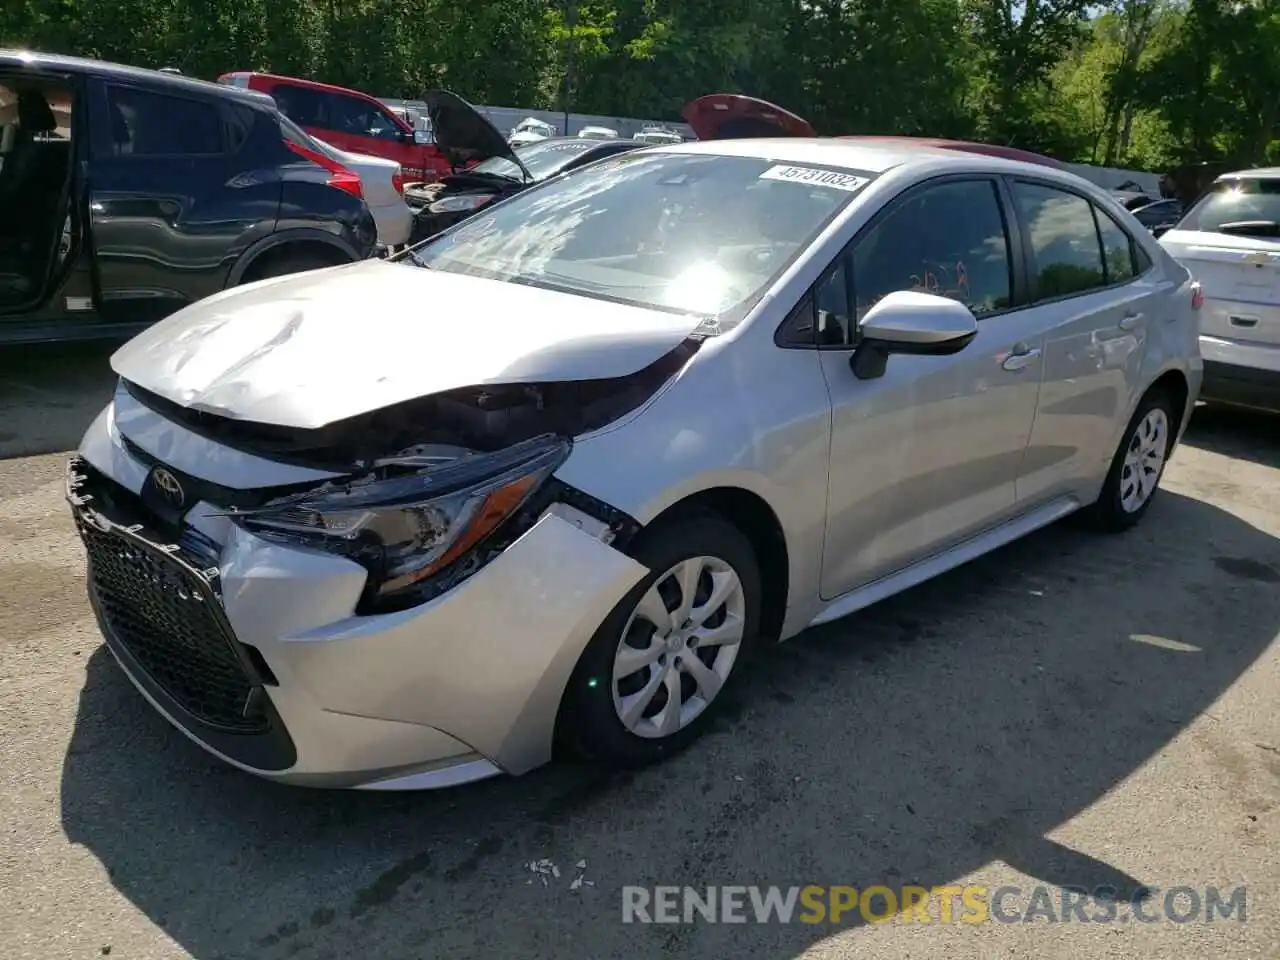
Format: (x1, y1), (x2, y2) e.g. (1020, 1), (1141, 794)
(1182, 403), (1279, 469)
(60, 487), (1280, 959)
(0, 341), (120, 460)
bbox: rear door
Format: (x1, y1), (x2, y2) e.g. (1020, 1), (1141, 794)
(86, 80), (278, 322)
(1160, 178), (1280, 352)
(1008, 178), (1166, 505)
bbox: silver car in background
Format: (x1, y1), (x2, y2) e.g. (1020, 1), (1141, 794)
(318, 142), (412, 250)
(1159, 168), (1280, 413)
(68, 139), (1202, 790)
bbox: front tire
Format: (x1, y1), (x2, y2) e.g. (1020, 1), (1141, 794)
(1087, 388), (1177, 531)
(560, 513), (762, 768)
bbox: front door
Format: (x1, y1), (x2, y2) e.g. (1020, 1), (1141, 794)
(816, 176), (1044, 599)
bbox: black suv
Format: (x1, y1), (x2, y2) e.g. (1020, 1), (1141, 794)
(0, 50), (378, 344)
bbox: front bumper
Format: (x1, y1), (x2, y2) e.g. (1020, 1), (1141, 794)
(69, 408), (647, 790)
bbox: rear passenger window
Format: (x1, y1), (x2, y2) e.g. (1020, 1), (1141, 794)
(105, 86), (223, 156)
(1013, 182), (1106, 299)
(1095, 209), (1137, 283)
(270, 84), (329, 128)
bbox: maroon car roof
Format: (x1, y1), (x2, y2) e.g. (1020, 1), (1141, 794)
(842, 135), (1067, 169)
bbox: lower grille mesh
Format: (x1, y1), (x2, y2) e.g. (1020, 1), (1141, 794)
(76, 511), (267, 733)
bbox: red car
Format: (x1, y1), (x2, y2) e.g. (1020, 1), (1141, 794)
(216, 71), (452, 181)
(681, 94), (1065, 169)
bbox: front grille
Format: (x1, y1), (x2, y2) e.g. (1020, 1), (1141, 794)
(69, 462), (268, 733)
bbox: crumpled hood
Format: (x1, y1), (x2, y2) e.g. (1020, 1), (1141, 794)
(110, 259), (705, 430)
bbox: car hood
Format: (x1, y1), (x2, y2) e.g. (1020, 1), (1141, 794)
(109, 259), (707, 430)
(421, 89), (516, 168)
(681, 94), (817, 141)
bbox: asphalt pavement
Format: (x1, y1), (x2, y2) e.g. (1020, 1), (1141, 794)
(0, 344), (1276, 960)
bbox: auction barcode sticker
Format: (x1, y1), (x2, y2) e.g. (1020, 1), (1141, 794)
(758, 165), (870, 192)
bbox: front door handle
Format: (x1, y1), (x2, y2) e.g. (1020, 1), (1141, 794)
(1002, 347), (1042, 372)
(1119, 311), (1144, 330)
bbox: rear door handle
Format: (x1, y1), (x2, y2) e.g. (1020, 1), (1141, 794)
(1002, 347), (1042, 372)
(1119, 311), (1144, 330)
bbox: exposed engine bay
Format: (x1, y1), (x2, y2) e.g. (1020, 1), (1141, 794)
(122, 337), (700, 474)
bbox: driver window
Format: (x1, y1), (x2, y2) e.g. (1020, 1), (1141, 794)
(815, 259), (853, 345)
(330, 94), (400, 140)
(851, 179), (1013, 324)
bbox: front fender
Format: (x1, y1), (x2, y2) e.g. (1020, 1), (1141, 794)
(554, 336), (833, 637)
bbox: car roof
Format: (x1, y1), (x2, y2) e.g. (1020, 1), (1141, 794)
(221, 70), (391, 105)
(651, 136), (1096, 183)
(1217, 167), (1280, 181)
(0, 49), (274, 108)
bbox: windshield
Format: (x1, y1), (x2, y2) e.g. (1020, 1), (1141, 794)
(409, 152), (871, 319)
(471, 139), (600, 181)
(1178, 178), (1280, 235)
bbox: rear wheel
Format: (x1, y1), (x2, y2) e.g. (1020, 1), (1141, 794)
(560, 514), (761, 768)
(1087, 389), (1177, 531)
(240, 249), (345, 284)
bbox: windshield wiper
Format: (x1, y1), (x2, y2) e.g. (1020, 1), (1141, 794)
(1217, 220), (1280, 237)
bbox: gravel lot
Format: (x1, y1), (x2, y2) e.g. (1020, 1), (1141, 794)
(1, 344), (1277, 960)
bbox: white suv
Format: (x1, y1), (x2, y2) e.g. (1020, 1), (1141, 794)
(1159, 169), (1280, 413)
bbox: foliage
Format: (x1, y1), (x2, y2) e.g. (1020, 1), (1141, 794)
(0, 0), (1267, 171)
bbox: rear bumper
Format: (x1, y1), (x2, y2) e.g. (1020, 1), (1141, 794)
(1201, 360), (1280, 413)
(369, 198), (412, 248)
(1199, 335), (1280, 412)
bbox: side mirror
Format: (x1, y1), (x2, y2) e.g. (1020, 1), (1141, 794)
(851, 290), (978, 380)
(1151, 223), (1174, 238)
(413, 130), (433, 145)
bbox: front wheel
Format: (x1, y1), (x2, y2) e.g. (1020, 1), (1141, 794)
(559, 514), (762, 768)
(1087, 389), (1177, 531)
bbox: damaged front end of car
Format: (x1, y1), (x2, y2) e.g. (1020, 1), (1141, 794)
(121, 338), (702, 615)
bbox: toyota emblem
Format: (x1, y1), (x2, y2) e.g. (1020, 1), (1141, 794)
(151, 467), (185, 509)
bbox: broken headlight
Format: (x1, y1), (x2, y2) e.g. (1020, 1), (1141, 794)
(232, 434), (569, 606)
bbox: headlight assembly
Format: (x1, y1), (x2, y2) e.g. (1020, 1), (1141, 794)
(231, 434), (569, 609)
(427, 193), (496, 214)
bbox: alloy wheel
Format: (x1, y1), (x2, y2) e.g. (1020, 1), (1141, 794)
(1119, 407), (1169, 513)
(611, 555), (746, 739)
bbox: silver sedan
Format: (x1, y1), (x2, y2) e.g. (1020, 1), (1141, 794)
(70, 137), (1203, 789)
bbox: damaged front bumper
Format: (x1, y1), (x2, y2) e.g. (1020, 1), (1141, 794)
(68, 402), (649, 790)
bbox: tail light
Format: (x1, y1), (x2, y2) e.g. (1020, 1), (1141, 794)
(1191, 281), (1204, 310)
(392, 168), (407, 195)
(284, 138), (363, 199)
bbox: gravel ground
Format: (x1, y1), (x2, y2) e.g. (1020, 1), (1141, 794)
(0, 344), (1277, 960)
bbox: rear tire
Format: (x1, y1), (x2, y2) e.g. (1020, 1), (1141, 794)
(559, 513), (762, 768)
(1086, 388), (1177, 532)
